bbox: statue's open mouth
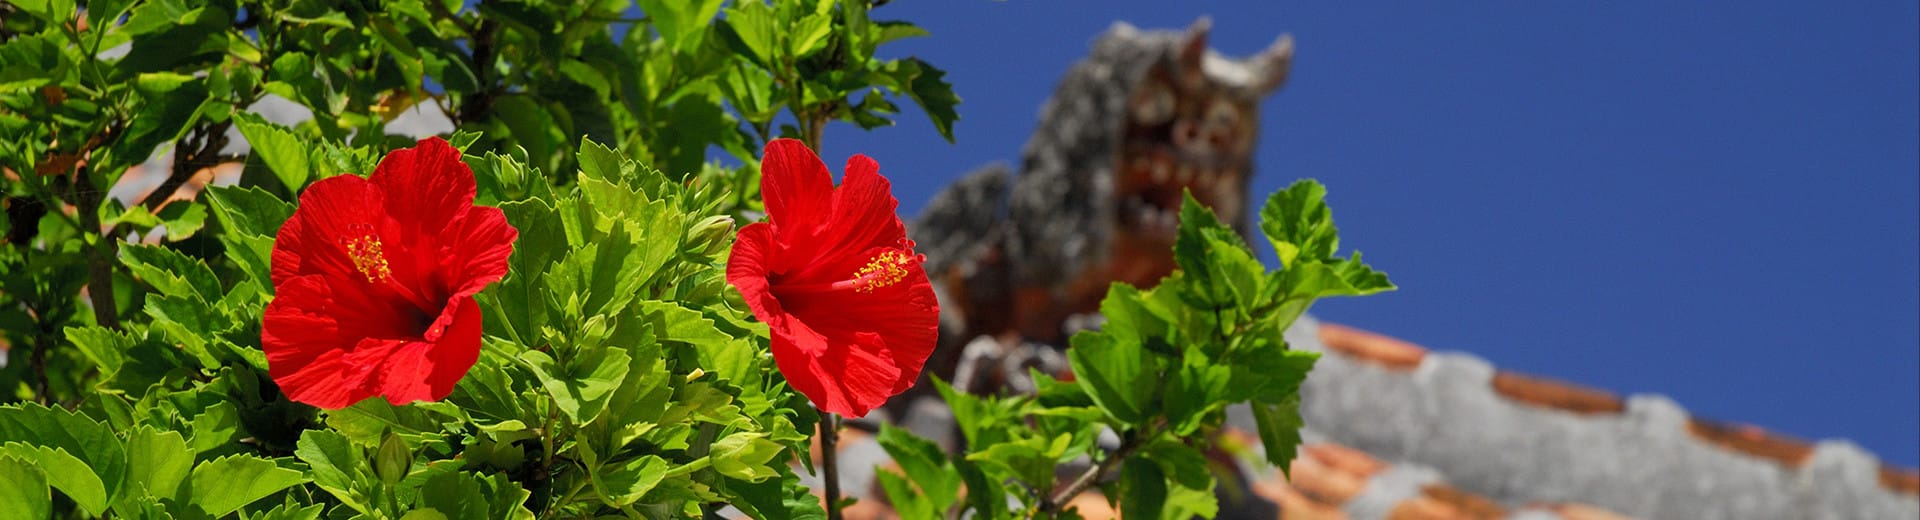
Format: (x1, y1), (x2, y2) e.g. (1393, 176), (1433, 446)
(1115, 146), (1245, 242)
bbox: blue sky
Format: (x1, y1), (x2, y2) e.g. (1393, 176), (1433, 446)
(808, 1), (1919, 465)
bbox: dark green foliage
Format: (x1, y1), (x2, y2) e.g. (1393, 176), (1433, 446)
(878, 184), (1393, 519)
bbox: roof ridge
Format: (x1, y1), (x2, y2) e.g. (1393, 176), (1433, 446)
(1313, 320), (1920, 499)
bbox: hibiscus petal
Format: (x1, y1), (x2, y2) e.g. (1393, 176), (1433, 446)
(374, 295), (481, 405)
(781, 155), (908, 282)
(265, 276), (377, 409)
(759, 139), (834, 241)
(770, 319), (902, 418)
(368, 137), (476, 243)
(439, 205), (518, 299)
(272, 175), (389, 286)
(779, 247), (940, 397)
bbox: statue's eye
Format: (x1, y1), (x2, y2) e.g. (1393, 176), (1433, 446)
(1130, 81), (1175, 125)
(1204, 98), (1239, 131)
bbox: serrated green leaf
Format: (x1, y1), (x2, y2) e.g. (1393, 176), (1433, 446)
(185, 454), (306, 517)
(1260, 179), (1338, 267)
(891, 58), (961, 142)
(1119, 456), (1167, 520)
(592, 455), (667, 506)
(0, 455), (50, 520)
(1067, 286), (1168, 425)
(1251, 396), (1308, 475)
(727, 470), (827, 520)
(233, 112), (313, 190)
(121, 244), (221, 302)
(875, 423), (958, 508)
(520, 347), (630, 423)
(876, 471), (935, 519)
(254, 502), (326, 520)
(188, 400), (240, 454)
(638, 0), (724, 51)
(119, 427), (190, 510)
(0, 444), (107, 516)
(295, 429), (372, 513)
(204, 185), (295, 237)
(157, 201), (208, 241)
(416, 470), (490, 520)
(0, 403), (127, 514)
(65, 326), (133, 377)
(723, 1), (779, 67)
(790, 13), (833, 57)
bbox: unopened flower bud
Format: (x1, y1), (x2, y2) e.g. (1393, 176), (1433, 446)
(687, 215), (735, 255)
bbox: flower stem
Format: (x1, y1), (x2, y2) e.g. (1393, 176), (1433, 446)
(820, 411), (844, 520)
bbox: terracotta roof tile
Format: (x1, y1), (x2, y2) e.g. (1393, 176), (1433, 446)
(1303, 442), (1388, 478)
(1316, 323), (1426, 370)
(1415, 484), (1506, 519)
(1543, 503), (1638, 520)
(1288, 447), (1368, 505)
(1489, 370), (1625, 416)
(1882, 465), (1920, 496)
(1684, 418), (1815, 468)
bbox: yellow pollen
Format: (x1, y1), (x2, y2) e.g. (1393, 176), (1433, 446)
(345, 234), (392, 283)
(851, 250), (913, 293)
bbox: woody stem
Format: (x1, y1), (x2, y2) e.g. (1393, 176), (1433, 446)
(820, 411), (843, 520)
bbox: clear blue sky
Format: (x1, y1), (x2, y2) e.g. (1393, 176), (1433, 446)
(808, 1), (1920, 466)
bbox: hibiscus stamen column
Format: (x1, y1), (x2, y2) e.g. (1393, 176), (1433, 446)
(725, 138), (940, 520)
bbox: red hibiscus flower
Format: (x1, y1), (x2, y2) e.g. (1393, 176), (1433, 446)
(262, 137), (517, 409)
(727, 139), (939, 418)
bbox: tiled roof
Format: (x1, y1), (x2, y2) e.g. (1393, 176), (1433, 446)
(808, 316), (1918, 519)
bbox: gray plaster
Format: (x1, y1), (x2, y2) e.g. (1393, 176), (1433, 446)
(1287, 315), (1920, 519)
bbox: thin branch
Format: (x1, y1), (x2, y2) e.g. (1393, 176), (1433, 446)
(820, 412), (844, 520)
(1040, 429), (1148, 513)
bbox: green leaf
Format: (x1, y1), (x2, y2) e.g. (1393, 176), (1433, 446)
(233, 112), (313, 190)
(520, 347), (631, 423)
(889, 58), (961, 142)
(591, 455), (667, 506)
(188, 401), (241, 454)
(295, 429), (373, 513)
(709, 432), (783, 482)
(1067, 285), (1168, 425)
(0, 403), (127, 515)
(185, 454), (307, 517)
(119, 427), (190, 509)
(876, 471), (935, 520)
(0, 444), (108, 516)
(416, 470), (490, 520)
(65, 326), (133, 377)
(1173, 191), (1262, 309)
(1259, 179), (1339, 267)
(727, 471), (827, 520)
(875, 423), (958, 508)
(156, 201), (208, 241)
(325, 399), (452, 447)
(121, 244), (221, 302)
(204, 185), (295, 237)
(1251, 396), (1308, 475)
(0, 455), (50, 520)
(722, 1), (779, 68)
(636, 0), (723, 51)
(254, 503), (327, 520)
(1119, 456), (1167, 520)
(789, 13), (833, 58)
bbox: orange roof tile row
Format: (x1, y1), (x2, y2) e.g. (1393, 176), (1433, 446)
(1244, 442), (1637, 520)
(1316, 322), (1920, 497)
